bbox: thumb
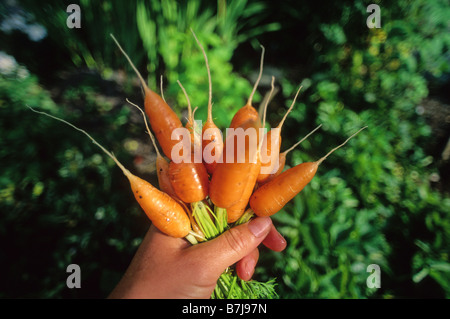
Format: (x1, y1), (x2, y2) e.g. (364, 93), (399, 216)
(190, 216), (273, 279)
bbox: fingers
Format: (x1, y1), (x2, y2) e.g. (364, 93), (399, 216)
(188, 216), (272, 279)
(235, 223), (286, 281)
(262, 223), (287, 252)
(235, 248), (259, 281)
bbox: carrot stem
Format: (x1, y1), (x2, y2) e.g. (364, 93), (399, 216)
(188, 230), (205, 241)
(191, 201), (219, 239)
(185, 233), (199, 245)
(234, 208), (255, 226)
(214, 207), (228, 233)
(227, 275), (238, 298)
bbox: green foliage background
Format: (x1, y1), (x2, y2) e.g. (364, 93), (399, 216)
(0, 0), (449, 298)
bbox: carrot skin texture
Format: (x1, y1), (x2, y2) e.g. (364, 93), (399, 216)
(252, 126), (367, 215)
(250, 161), (318, 217)
(258, 152), (286, 185)
(229, 104), (260, 131)
(217, 75), (274, 220)
(144, 87), (183, 159)
(126, 171), (191, 238)
(225, 161), (261, 222)
(168, 160), (209, 203)
(156, 155), (179, 199)
(202, 121), (223, 175)
(110, 35), (182, 160)
(209, 131), (260, 210)
(209, 163), (254, 208)
(190, 30), (223, 175)
(210, 133), (261, 221)
(259, 124), (323, 185)
(257, 130), (282, 183)
(27, 105), (190, 238)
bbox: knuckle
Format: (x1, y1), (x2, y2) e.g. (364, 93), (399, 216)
(223, 227), (250, 256)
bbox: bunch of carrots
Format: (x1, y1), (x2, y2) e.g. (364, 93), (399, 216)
(29, 31), (366, 299)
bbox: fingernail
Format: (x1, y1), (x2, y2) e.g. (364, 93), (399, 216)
(248, 217), (272, 237)
(276, 231), (287, 246)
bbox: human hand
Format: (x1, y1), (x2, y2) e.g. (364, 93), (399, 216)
(108, 216), (286, 299)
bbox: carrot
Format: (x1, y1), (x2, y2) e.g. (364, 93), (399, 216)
(229, 45), (265, 131)
(110, 34), (182, 160)
(125, 99), (179, 200)
(223, 46), (266, 167)
(210, 77), (276, 223)
(250, 126), (368, 217)
(164, 75), (209, 204)
(259, 124), (323, 185)
(257, 84), (302, 183)
(168, 157), (210, 204)
(28, 106), (191, 238)
(126, 100), (205, 242)
(190, 29), (224, 175)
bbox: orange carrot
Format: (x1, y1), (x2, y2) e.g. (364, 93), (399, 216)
(190, 30), (224, 175)
(126, 99), (179, 199)
(250, 126), (368, 217)
(223, 46), (266, 167)
(202, 118), (223, 175)
(257, 84), (302, 183)
(209, 77), (276, 222)
(259, 124), (322, 185)
(111, 34), (182, 160)
(169, 79), (210, 204)
(168, 157), (210, 204)
(229, 45), (265, 131)
(28, 106), (190, 238)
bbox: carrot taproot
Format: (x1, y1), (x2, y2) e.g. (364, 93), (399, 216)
(229, 45), (265, 131)
(224, 78), (277, 223)
(168, 156), (210, 204)
(110, 34), (182, 160)
(160, 75), (166, 102)
(250, 126), (368, 217)
(259, 124), (323, 185)
(177, 80), (201, 151)
(165, 79), (209, 204)
(190, 29), (224, 175)
(127, 99), (203, 240)
(221, 46), (266, 168)
(125, 99), (179, 200)
(257, 84), (302, 183)
(202, 118), (224, 175)
(209, 77), (275, 222)
(28, 106), (190, 238)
